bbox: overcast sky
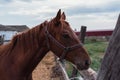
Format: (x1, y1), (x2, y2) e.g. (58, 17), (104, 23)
(0, 0), (120, 31)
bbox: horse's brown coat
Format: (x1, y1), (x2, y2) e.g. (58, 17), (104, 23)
(0, 10), (90, 80)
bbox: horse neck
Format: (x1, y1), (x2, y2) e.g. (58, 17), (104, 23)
(14, 24), (48, 53)
(9, 23), (49, 75)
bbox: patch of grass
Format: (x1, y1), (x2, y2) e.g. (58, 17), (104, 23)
(84, 40), (108, 71)
(65, 61), (73, 77)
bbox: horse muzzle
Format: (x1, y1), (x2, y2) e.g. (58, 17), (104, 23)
(76, 60), (91, 70)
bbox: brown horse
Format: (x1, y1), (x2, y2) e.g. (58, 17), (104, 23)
(0, 10), (91, 80)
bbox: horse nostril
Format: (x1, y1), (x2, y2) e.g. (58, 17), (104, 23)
(85, 60), (90, 66)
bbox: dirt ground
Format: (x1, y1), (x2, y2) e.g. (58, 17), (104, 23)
(32, 51), (56, 80)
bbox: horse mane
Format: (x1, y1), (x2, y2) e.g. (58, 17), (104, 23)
(0, 21), (48, 56)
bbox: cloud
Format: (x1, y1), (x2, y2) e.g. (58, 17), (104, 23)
(0, 0), (120, 30)
(0, 0), (12, 4)
(65, 0), (120, 16)
(0, 0), (45, 3)
(0, 0), (12, 3)
(67, 12), (118, 30)
(3, 0), (119, 16)
(9, 8), (55, 16)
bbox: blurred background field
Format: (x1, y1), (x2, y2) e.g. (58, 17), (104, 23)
(84, 38), (108, 71)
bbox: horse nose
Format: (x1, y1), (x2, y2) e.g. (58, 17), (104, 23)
(84, 60), (91, 66)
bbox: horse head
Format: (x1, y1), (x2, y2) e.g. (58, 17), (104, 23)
(45, 9), (91, 70)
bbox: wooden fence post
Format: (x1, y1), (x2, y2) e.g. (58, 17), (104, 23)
(97, 14), (120, 80)
(79, 26), (87, 43)
(0, 35), (4, 45)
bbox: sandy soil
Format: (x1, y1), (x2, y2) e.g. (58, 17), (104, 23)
(32, 51), (56, 80)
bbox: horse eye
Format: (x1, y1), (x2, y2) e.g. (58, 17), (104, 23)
(62, 34), (70, 39)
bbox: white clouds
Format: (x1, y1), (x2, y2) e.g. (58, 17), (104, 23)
(68, 12), (118, 30)
(2, 0), (120, 15)
(9, 8), (55, 16)
(2, 0), (57, 16)
(0, 0), (120, 30)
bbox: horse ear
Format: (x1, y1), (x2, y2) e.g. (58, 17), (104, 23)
(61, 12), (66, 20)
(55, 9), (61, 21)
